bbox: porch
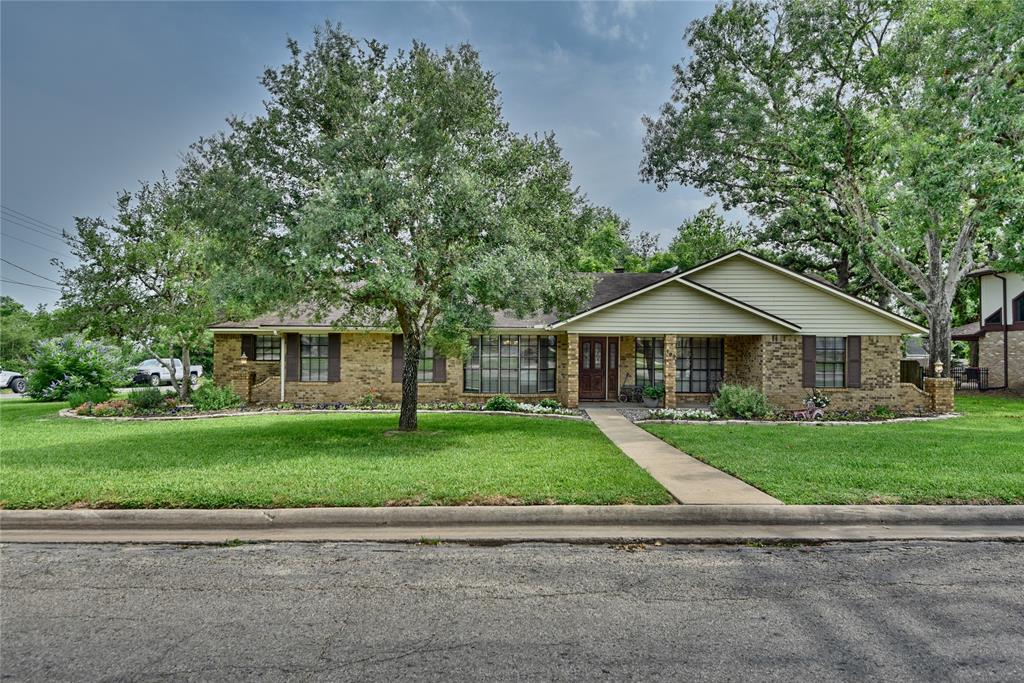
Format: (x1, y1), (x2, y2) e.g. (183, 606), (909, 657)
(567, 334), (737, 409)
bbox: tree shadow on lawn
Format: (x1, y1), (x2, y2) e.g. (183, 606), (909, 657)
(2, 412), (608, 476)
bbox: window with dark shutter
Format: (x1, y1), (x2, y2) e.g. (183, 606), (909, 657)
(802, 336), (816, 388)
(391, 335), (404, 383)
(845, 336), (861, 388)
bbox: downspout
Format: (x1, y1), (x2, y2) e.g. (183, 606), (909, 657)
(993, 274), (1009, 390)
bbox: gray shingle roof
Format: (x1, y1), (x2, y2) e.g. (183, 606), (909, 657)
(209, 271), (677, 330)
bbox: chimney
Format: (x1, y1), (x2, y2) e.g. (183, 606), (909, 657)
(613, 266), (625, 273)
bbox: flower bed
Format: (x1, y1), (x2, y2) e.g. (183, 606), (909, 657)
(69, 397), (583, 420)
(635, 406), (947, 425)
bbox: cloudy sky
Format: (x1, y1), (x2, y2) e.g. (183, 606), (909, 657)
(1, 1), (720, 309)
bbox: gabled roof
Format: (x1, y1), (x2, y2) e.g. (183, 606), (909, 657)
(679, 250), (929, 334)
(550, 273), (801, 332)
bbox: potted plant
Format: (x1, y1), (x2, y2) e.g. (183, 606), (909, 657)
(642, 384), (665, 408)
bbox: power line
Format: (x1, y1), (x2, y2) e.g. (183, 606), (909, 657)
(0, 205), (69, 236)
(0, 257), (61, 284)
(0, 215), (69, 243)
(0, 278), (60, 292)
(1, 232), (66, 257)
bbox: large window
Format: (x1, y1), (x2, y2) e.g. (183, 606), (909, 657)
(1015, 294), (1024, 323)
(417, 345), (436, 383)
(255, 335), (280, 361)
(300, 334), (329, 382)
(464, 335), (556, 394)
(676, 337), (724, 393)
(815, 336), (846, 388)
(635, 337), (664, 388)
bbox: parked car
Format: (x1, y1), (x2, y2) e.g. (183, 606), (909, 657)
(132, 359), (203, 387)
(0, 368), (27, 394)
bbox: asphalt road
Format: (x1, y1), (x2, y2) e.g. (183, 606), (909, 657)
(2, 541), (1022, 681)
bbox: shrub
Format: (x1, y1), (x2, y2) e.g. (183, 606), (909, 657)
(711, 384), (773, 419)
(643, 384), (665, 399)
(872, 405), (897, 419)
(538, 398), (562, 409)
(26, 334), (131, 401)
(128, 387), (169, 411)
(190, 383), (244, 411)
(806, 389), (831, 409)
(67, 386), (114, 409)
(483, 395), (518, 412)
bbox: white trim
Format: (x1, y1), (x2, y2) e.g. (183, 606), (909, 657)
(551, 276), (801, 332)
(678, 250), (929, 334)
(279, 335), (286, 403)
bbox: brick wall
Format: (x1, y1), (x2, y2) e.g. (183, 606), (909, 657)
(754, 335), (904, 411)
(724, 336), (763, 391)
(978, 329), (1024, 389)
(214, 332), (567, 405)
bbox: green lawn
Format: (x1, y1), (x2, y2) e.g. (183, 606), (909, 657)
(644, 394), (1024, 504)
(0, 401), (671, 509)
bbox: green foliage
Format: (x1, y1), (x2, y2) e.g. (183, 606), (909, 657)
(538, 398), (562, 410)
(645, 207), (747, 273)
(189, 383), (244, 412)
(642, 384), (665, 399)
(805, 390), (830, 409)
(128, 387), (169, 411)
(872, 405), (897, 420)
(61, 176), (215, 400)
(711, 384), (773, 419)
(642, 0), (1024, 367)
(193, 24), (600, 429)
(483, 395), (518, 412)
(67, 386), (114, 409)
(26, 334), (130, 401)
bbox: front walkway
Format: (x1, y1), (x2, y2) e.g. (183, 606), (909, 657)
(586, 407), (783, 505)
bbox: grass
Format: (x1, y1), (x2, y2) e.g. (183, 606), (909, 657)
(0, 400), (671, 509)
(643, 394), (1024, 504)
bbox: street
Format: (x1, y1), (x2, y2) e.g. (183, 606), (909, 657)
(2, 541), (1022, 681)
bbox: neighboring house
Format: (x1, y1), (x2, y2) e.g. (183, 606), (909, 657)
(210, 250), (928, 411)
(952, 267), (1024, 390)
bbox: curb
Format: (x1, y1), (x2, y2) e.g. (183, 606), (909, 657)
(3, 503), (1020, 528)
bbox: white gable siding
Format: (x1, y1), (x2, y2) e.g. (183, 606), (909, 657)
(981, 272), (1024, 321)
(688, 257), (916, 335)
(562, 281), (792, 335)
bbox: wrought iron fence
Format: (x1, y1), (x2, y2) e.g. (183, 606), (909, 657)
(951, 366), (989, 391)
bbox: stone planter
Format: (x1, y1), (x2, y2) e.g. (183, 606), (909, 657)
(642, 396), (661, 409)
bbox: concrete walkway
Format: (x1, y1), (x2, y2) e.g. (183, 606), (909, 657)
(587, 407), (783, 505)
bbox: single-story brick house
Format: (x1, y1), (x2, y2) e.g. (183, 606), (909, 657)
(211, 250), (932, 411)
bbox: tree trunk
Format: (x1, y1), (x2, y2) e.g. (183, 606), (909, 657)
(398, 333), (421, 431)
(179, 345), (192, 401)
(926, 306), (952, 375)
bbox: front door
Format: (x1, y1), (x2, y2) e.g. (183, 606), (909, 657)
(579, 337), (606, 400)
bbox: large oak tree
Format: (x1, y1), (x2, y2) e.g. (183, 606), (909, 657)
(642, 0), (1023, 369)
(193, 25), (597, 430)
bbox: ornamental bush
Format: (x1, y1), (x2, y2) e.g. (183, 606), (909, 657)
(189, 383), (244, 411)
(26, 334), (131, 401)
(128, 387), (170, 411)
(67, 386), (114, 409)
(711, 384), (773, 419)
(483, 395), (518, 412)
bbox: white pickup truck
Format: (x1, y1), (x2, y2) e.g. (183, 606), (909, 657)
(133, 359), (203, 387)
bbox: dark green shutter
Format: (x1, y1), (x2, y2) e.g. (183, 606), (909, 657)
(433, 348), (447, 383)
(846, 336), (861, 388)
(328, 334), (341, 382)
(286, 333), (300, 382)
(802, 336), (816, 388)
(391, 335), (404, 383)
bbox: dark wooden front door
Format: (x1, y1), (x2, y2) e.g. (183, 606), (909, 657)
(579, 337), (606, 400)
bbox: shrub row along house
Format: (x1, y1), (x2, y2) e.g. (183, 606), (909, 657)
(211, 250), (938, 411)
(952, 267), (1024, 391)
